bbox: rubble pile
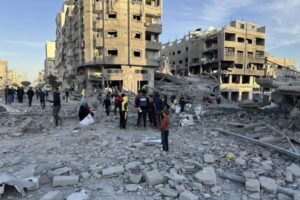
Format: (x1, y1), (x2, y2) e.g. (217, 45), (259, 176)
(1, 93), (300, 199)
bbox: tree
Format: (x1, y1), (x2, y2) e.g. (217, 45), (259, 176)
(46, 75), (62, 88)
(21, 81), (31, 87)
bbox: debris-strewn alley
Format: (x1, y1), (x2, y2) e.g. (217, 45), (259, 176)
(1, 85), (300, 200)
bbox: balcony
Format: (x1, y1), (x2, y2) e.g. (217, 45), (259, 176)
(94, 3), (103, 13)
(145, 24), (162, 33)
(94, 20), (103, 30)
(146, 41), (161, 51)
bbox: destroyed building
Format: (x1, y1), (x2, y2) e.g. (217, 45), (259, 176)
(0, 59), (22, 88)
(44, 41), (57, 78)
(162, 20), (296, 102)
(54, 0), (163, 93)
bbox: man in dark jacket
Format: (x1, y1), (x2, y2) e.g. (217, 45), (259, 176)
(137, 90), (149, 128)
(27, 87), (35, 107)
(47, 88), (61, 127)
(20, 87), (25, 103)
(4, 86), (9, 104)
(153, 92), (164, 128)
(39, 89), (46, 109)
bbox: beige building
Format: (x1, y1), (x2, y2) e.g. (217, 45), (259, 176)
(44, 41), (57, 78)
(163, 20), (268, 101)
(0, 59), (22, 88)
(0, 59), (8, 89)
(54, 0), (163, 93)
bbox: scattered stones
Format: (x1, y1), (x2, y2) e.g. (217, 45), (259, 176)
(248, 192), (260, 199)
(102, 166), (124, 177)
(159, 187), (178, 197)
(179, 191), (198, 200)
(235, 157), (246, 166)
(245, 179), (260, 192)
(125, 184), (139, 192)
(195, 167), (217, 186)
(278, 193), (292, 200)
(204, 154), (215, 163)
(81, 172), (91, 180)
(16, 117), (33, 133)
(143, 169), (165, 186)
(40, 191), (64, 200)
(53, 175), (79, 187)
(66, 190), (89, 200)
(259, 176), (277, 195)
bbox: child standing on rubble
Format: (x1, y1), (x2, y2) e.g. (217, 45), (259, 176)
(160, 108), (170, 152)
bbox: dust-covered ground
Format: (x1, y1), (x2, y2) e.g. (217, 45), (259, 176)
(0, 96), (300, 200)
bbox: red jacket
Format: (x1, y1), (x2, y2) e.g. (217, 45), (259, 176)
(160, 115), (170, 132)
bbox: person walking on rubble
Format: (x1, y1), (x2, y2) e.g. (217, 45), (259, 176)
(4, 86), (9, 105)
(114, 92), (122, 117)
(27, 87), (35, 107)
(153, 92), (164, 128)
(65, 88), (70, 103)
(137, 90), (149, 128)
(103, 92), (112, 118)
(160, 108), (170, 152)
(39, 89), (46, 109)
(47, 87), (62, 127)
(179, 95), (186, 113)
(120, 94), (128, 129)
(148, 94), (155, 126)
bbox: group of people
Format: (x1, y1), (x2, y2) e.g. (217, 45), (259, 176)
(4, 86), (25, 104)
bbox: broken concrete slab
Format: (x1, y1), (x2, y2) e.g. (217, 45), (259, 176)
(166, 168), (187, 183)
(129, 173), (142, 184)
(66, 190), (89, 200)
(179, 190), (198, 200)
(0, 174), (35, 196)
(102, 166), (124, 177)
(195, 167), (217, 186)
(245, 179), (260, 192)
(125, 184), (139, 192)
(49, 167), (71, 176)
(142, 137), (161, 146)
(287, 164), (300, 178)
(159, 187), (179, 197)
(14, 164), (37, 179)
(143, 169), (165, 186)
(40, 191), (64, 200)
(16, 117), (33, 133)
(53, 175), (79, 187)
(259, 176), (277, 195)
(125, 161), (142, 171)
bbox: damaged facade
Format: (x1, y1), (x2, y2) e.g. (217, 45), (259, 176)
(54, 0), (163, 93)
(0, 59), (22, 88)
(44, 41), (57, 78)
(162, 20), (296, 101)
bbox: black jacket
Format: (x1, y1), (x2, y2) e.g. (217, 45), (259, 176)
(27, 89), (35, 98)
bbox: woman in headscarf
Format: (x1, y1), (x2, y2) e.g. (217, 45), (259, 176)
(78, 100), (94, 121)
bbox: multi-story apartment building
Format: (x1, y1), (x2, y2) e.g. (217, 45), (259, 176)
(44, 41), (57, 78)
(0, 59), (8, 89)
(162, 20), (267, 101)
(54, 0), (163, 93)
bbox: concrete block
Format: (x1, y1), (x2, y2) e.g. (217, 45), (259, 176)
(102, 166), (124, 177)
(259, 176), (277, 195)
(129, 173), (142, 184)
(159, 187), (179, 197)
(40, 191), (64, 200)
(66, 190), (89, 200)
(125, 161), (142, 170)
(204, 154), (215, 163)
(245, 179), (260, 192)
(125, 184), (139, 192)
(287, 164), (300, 178)
(179, 191), (198, 200)
(195, 167), (217, 186)
(143, 169), (165, 186)
(53, 176), (79, 187)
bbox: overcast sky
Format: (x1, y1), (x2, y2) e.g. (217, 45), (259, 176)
(0, 0), (299, 82)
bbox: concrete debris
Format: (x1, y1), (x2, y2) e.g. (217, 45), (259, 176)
(142, 137), (161, 146)
(125, 184), (139, 192)
(0, 174), (35, 196)
(194, 167), (217, 186)
(286, 164), (300, 178)
(53, 176), (79, 187)
(66, 190), (89, 200)
(16, 117), (33, 133)
(40, 191), (64, 200)
(143, 170), (165, 186)
(259, 176), (277, 195)
(245, 179), (260, 192)
(204, 154), (216, 163)
(179, 190), (199, 200)
(102, 166), (124, 177)
(129, 173), (142, 184)
(159, 187), (179, 197)
(49, 167), (71, 176)
(180, 114), (195, 127)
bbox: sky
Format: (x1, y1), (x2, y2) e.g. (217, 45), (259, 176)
(0, 0), (299, 83)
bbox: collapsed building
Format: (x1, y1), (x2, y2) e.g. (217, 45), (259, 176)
(54, 0), (163, 94)
(162, 20), (296, 102)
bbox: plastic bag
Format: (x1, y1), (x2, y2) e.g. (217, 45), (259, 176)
(79, 114), (95, 126)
